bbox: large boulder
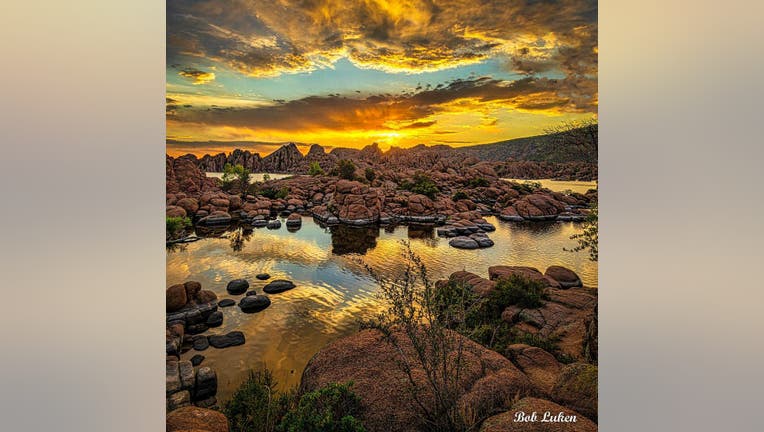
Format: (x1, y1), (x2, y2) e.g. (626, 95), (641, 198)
(545, 266), (583, 288)
(239, 295), (271, 312)
(506, 344), (563, 395)
(301, 329), (537, 432)
(167, 284), (187, 312)
(488, 266), (561, 288)
(479, 397), (597, 432)
(263, 279), (295, 294)
(551, 363), (598, 422)
(226, 279), (249, 295)
(166, 406), (228, 432)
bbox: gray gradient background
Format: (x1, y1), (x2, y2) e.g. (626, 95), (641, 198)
(1, 0), (762, 430)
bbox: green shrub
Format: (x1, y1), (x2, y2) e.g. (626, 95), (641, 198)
(166, 216), (191, 239)
(364, 167), (375, 182)
(452, 191), (469, 201)
(279, 382), (365, 432)
(399, 173), (439, 199)
(467, 177), (489, 188)
(224, 370), (296, 432)
(222, 163), (252, 197)
(488, 274), (547, 311)
(336, 160), (356, 180)
(308, 162), (325, 176)
(260, 186), (290, 200)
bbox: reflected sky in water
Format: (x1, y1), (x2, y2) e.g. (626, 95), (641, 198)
(167, 216), (597, 401)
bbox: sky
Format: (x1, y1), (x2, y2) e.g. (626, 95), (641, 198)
(166, 0), (597, 156)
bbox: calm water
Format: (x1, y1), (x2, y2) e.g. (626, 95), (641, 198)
(502, 178), (598, 194)
(167, 216), (596, 401)
(206, 172), (293, 182)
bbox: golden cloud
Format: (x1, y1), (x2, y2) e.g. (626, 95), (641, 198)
(178, 68), (216, 85)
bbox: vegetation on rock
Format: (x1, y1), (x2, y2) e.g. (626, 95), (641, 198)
(308, 161), (325, 176)
(566, 203), (598, 261)
(280, 382), (365, 432)
(222, 163), (252, 197)
(166, 216), (191, 240)
(337, 159), (356, 180)
(399, 173), (439, 199)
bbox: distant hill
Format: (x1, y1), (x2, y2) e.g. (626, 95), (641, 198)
(459, 127), (597, 163)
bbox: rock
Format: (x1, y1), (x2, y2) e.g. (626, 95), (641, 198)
(166, 390), (191, 411)
(166, 360), (181, 395)
(185, 309), (204, 325)
(301, 329), (536, 432)
(470, 232), (494, 248)
(245, 290), (258, 296)
(197, 211), (232, 226)
(446, 271), (496, 297)
(193, 366), (218, 401)
(479, 397), (597, 432)
(545, 266), (583, 288)
(449, 236), (479, 249)
(194, 396), (218, 409)
(190, 354), (205, 366)
(226, 279), (249, 295)
(208, 331), (245, 348)
(166, 205), (187, 218)
(551, 363), (598, 421)
(183, 281), (202, 301)
(239, 295), (271, 312)
(167, 284), (187, 313)
(286, 213), (302, 227)
(179, 360), (195, 390)
(166, 406), (228, 432)
(196, 290), (217, 304)
(217, 299), (235, 308)
(255, 273), (271, 280)
(186, 323), (208, 335)
(488, 266), (561, 288)
(266, 219), (282, 229)
(498, 205), (524, 221)
(205, 311), (223, 328)
(263, 279), (295, 294)
(506, 344), (562, 395)
(176, 197), (199, 215)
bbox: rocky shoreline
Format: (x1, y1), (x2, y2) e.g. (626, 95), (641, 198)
(167, 145), (596, 249)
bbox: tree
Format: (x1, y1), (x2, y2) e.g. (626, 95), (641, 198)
(545, 117), (598, 162)
(222, 163), (252, 197)
(566, 203), (598, 261)
(308, 161), (325, 176)
(336, 159), (356, 180)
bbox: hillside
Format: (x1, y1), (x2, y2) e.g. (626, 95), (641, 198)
(459, 126), (597, 163)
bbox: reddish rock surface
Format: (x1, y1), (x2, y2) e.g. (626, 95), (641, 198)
(480, 397), (597, 432)
(166, 406), (229, 432)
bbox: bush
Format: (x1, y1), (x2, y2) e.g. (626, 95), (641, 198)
(364, 167), (375, 182)
(224, 370), (296, 432)
(336, 160), (356, 180)
(488, 274), (547, 311)
(308, 162), (325, 176)
(279, 382), (365, 432)
(566, 203), (598, 262)
(166, 216), (191, 240)
(399, 173), (439, 199)
(260, 186), (289, 200)
(452, 191), (469, 201)
(467, 177), (490, 188)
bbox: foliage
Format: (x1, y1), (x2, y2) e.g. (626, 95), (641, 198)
(362, 242), (475, 432)
(364, 167), (376, 182)
(467, 177), (490, 188)
(336, 159), (357, 180)
(451, 191), (469, 201)
(566, 203), (598, 261)
(263, 173), (271, 182)
(224, 369), (297, 432)
(399, 173), (439, 199)
(279, 382), (366, 432)
(260, 186), (290, 200)
(166, 216), (191, 240)
(489, 275), (546, 310)
(222, 163), (252, 197)
(308, 162), (325, 176)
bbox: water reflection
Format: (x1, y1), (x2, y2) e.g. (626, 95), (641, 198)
(167, 216), (597, 401)
(330, 225), (379, 255)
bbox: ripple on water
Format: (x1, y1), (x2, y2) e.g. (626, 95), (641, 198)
(167, 216), (597, 401)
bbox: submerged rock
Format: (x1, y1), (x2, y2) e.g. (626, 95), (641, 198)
(208, 331), (245, 348)
(190, 354), (205, 366)
(266, 219), (282, 229)
(239, 295), (271, 312)
(217, 299), (235, 308)
(255, 273), (271, 280)
(205, 311), (223, 327)
(192, 336), (209, 351)
(226, 279), (249, 295)
(449, 236), (479, 249)
(263, 279), (295, 294)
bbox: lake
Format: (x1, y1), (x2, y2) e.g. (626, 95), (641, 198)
(167, 216), (597, 402)
(206, 172), (293, 182)
(502, 178), (598, 194)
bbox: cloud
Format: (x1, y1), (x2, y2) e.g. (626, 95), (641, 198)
(168, 0), (598, 81)
(178, 68), (216, 85)
(168, 76), (585, 135)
